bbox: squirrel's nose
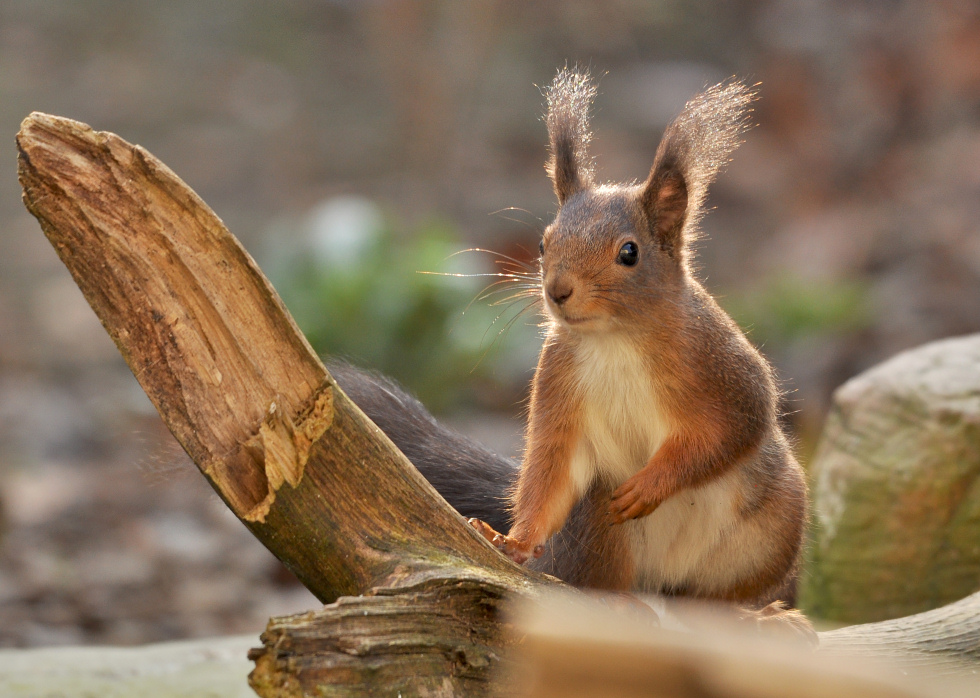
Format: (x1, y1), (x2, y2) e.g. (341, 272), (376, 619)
(546, 279), (574, 306)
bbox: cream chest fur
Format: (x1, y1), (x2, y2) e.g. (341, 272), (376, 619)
(569, 331), (750, 594)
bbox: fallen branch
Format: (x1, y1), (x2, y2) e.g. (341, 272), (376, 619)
(17, 111), (546, 695)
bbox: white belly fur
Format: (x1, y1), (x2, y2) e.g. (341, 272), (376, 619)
(571, 333), (743, 593)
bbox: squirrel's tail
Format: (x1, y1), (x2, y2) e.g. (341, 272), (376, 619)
(328, 361), (517, 534)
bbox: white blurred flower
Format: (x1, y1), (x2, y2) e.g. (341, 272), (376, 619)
(305, 196), (384, 270)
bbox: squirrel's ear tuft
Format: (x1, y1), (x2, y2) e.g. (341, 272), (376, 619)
(545, 69), (597, 205)
(642, 80), (757, 259)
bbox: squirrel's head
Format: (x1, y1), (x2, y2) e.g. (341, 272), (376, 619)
(538, 69), (755, 333)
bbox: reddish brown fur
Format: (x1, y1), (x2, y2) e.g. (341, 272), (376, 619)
(504, 338), (584, 562)
(473, 70), (808, 630)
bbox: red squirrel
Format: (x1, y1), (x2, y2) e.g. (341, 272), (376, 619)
(468, 70), (808, 611)
(332, 70), (808, 624)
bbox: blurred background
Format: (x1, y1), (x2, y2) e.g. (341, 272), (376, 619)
(0, 0), (979, 647)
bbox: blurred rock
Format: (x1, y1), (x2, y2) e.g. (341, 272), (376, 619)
(802, 334), (980, 623)
(0, 635), (256, 697)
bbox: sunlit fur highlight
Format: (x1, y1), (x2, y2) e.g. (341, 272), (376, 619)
(545, 68), (598, 204)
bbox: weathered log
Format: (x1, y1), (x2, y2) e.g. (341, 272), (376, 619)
(16, 112), (980, 696)
(16, 111), (548, 695)
(247, 589), (980, 697)
(248, 578), (517, 697)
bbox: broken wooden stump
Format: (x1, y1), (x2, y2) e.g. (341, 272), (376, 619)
(16, 111), (549, 696)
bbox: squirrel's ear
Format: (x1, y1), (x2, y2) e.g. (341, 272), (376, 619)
(641, 80), (756, 259)
(545, 69), (596, 204)
(641, 156), (688, 254)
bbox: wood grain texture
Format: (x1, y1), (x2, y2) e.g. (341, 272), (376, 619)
(17, 111), (326, 521)
(249, 578), (520, 697)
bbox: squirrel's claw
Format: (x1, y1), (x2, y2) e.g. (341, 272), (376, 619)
(467, 517), (499, 543)
(467, 517), (541, 565)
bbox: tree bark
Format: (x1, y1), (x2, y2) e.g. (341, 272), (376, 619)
(248, 578), (517, 697)
(15, 112), (980, 697)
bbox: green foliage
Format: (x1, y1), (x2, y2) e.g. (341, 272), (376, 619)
(722, 275), (870, 345)
(265, 197), (541, 413)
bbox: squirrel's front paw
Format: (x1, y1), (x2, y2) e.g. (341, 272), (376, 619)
(609, 474), (663, 524)
(467, 518), (543, 565)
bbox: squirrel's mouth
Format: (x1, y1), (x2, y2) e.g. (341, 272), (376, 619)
(556, 312), (596, 328)
(546, 298), (602, 329)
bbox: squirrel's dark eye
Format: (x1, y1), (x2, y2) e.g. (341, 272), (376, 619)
(618, 241), (639, 266)
(539, 240), (545, 255)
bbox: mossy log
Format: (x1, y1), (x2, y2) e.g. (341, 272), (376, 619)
(15, 112), (980, 697)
